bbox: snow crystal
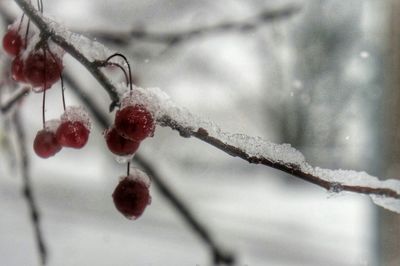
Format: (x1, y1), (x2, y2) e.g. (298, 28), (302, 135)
(60, 106), (91, 130)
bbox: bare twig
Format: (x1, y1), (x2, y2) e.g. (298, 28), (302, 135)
(13, 110), (47, 266)
(86, 6), (300, 46)
(13, 0), (400, 206)
(0, 86), (30, 114)
(63, 71), (235, 265)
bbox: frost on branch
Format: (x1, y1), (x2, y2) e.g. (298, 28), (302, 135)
(118, 85), (400, 213)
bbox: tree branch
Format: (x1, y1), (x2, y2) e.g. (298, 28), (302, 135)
(86, 5), (300, 46)
(63, 71), (234, 265)
(13, 110), (47, 266)
(12, 0), (400, 213)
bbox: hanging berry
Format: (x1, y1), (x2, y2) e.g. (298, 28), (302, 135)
(105, 127), (140, 156)
(33, 120), (62, 158)
(114, 104), (155, 142)
(56, 106), (91, 149)
(112, 170), (151, 220)
(2, 29), (24, 56)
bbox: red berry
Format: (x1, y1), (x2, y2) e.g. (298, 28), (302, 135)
(56, 121), (90, 149)
(112, 175), (151, 219)
(33, 129), (61, 158)
(114, 105), (155, 142)
(2, 29), (23, 56)
(23, 50), (63, 89)
(11, 56), (26, 82)
(105, 127), (140, 156)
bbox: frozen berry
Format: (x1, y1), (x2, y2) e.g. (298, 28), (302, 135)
(114, 105), (155, 142)
(33, 129), (61, 158)
(112, 175), (151, 219)
(105, 127), (140, 156)
(2, 29), (23, 56)
(23, 50), (63, 89)
(11, 56), (26, 82)
(56, 121), (90, 149)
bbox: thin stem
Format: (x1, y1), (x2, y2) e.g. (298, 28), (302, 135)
(41, 87), (46, 128)
(46, 47), (66, 110)
(104, 53), (133, 91)
(127, 161), (130, 176)
(41, 48), (47, 128)
(17, 13), (25, 32)
(13, 110), (48, 266)
(105, 62), (129, 87)
(24, 18), (30, 49)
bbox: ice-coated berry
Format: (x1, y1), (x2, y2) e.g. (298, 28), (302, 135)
(114, 105), (155, 142)
(2, 29), (23, 56)
(23, 50), (63, 89)
(105, 127), (140, 156)
(112, 175), (151, 219)
(11, 56), (26, 82)
(56, 121), (90, 149)
(33, 129), (62, 158)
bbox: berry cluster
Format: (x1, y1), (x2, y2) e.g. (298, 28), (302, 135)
(33, 107), (91, 158)
(3, 16), (154, 221)
(105, 93), (155, 157)
(2, 24), (63, 90)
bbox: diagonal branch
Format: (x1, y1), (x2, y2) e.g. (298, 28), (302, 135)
(63, 72), (234, 265)
(13, 110), (47, 266)
(0, 86), (30, 114)
(13, 0), (400, 214)
(86, 5), (300, 46)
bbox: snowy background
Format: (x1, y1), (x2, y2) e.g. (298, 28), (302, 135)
(0, 0), (396, 265)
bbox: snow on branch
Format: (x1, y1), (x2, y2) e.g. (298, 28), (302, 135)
(14, 0), (400, 213)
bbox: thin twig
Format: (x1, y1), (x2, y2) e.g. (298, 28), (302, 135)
(0, 86), (30, 114)
(13, 110), (47, 266)
(13, 0), (400, 203)
(86, 6), (300, 46)
(63, 71), (235, 265)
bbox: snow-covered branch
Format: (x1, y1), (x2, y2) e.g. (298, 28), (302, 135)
(13, 0), (400, 213)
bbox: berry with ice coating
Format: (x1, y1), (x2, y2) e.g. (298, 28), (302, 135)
(56, 106), (91, 149)
(56, 121), (90, 149)
(2, 29), (23, 56)
(11, 56), (26, 82)
(33, 129), (61, 158)
(114, 105), (155, 142)
(105, 127), (140, 156)
(23, 50), (63, 89)
(112, 174), (151, 219)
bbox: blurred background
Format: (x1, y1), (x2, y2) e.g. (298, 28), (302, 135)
(0, 0), (399, 265)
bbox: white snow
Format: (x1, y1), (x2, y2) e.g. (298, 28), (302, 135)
(60, 105), (91, 130)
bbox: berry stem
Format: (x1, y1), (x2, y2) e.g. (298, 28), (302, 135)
(105, 53), (133, 91)
(17, 13), (25, 32)
(47, 47), (66, 110)
(41, 48), (47, 128)
(106, 62), (129, 86)
(127, 161), (130, 176)
(24, 18), (30, 49)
